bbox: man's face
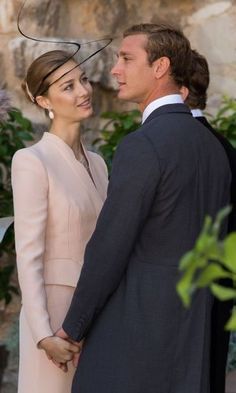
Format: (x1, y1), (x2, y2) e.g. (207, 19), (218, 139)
(111, 34), (157, 106)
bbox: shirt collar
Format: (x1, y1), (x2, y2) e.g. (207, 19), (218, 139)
(191, 109), (203, 118)
(142, 94), (184, 124)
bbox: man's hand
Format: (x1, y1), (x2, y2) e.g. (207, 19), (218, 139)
(38, 336), (80, 371)
(72, 339), (84, 368)
(55, 327), (69, 340)
(55, 328), (84, 368)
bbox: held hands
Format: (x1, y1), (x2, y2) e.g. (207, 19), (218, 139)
(55, 328), (84, 368)
(38, 332), (83, 372)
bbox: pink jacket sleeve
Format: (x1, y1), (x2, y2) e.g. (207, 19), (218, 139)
(11, 148), (53, 345)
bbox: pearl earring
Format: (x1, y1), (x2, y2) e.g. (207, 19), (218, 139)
(48, 109), (54, 120)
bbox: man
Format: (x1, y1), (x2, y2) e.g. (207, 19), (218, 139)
(181, 49), (236, 393)
(58, 24), (231, 392)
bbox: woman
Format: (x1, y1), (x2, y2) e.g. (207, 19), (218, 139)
(11, 50), (108, 393)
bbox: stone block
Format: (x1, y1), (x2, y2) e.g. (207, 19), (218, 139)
(0, 0), (19, 34)
(8, 37), (116, 89)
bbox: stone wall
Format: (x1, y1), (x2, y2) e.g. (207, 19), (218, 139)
(0, 0), (236, 141)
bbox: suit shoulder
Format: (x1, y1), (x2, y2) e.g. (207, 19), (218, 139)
(112, 127), (159, 175)
(116, 127), (159, 166)
(117, 125), (153, 151)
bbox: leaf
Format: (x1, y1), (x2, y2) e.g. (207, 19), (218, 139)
(176, 265), (196, 307)
(225, 309), (236, 331)
(17, 131), (34, 141)
(209, 96), (236, 146)
(93, 110), (141, 174)
(179, 250), (195, 270)
(195, 235), (220, 259)
(197, 215), (212, 239)
(196, 263), (232, 287)
(210, 283), (236, 301)
(222, 233), (236, 273)
(212, 205), (232, 236)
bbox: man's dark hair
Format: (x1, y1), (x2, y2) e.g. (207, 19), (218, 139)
(184, 49), (210, 110)
(123, 23), (192, 88)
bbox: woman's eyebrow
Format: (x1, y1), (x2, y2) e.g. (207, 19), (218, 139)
(58, 78), (74, 87)
(58, 71), (85, 87)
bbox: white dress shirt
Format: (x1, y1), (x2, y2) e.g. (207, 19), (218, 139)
(142, 94), (184, 124)
(191, 109), (203, 118)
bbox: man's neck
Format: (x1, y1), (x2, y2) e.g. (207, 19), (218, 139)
(142, 94), (184, 124)
(139, 81), (180, 113)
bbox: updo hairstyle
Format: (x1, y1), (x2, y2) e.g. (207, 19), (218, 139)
(22, 50), (74, 105)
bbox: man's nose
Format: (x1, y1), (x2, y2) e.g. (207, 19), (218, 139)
(111, 60), (121, 76)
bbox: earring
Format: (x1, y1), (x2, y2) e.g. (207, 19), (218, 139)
(48, 109), (54, 120)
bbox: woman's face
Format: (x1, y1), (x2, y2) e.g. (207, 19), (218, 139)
(45, 60), (93, 123)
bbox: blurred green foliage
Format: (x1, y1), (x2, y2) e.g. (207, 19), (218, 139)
(177, 206), (236, 330)
(209, 96), (236, 148)
(0, 108), (33, 305)
(93, 110), (141, 173)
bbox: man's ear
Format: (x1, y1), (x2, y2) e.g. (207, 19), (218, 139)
(153, 56), (170, 79)
(35, 95), (51, 110)
(180, 86), (189, 101)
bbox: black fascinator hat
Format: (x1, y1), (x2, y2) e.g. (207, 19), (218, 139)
(17, 0), (114, 100)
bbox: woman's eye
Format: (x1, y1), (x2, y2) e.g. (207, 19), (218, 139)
(64, 83), (73, 91)
(81, 76), (89, 83)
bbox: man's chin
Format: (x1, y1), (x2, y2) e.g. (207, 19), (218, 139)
(117, 90), (132, 101)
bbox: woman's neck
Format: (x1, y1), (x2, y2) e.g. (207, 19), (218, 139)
(49, 121), (81, 154)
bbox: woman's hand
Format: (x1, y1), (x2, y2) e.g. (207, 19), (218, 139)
(53, 328), (84, 369)
(38, 336), (80, 365)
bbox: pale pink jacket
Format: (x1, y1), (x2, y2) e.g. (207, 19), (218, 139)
(11, 132), (108, 345)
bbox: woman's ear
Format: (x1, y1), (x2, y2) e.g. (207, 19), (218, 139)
(153, 56), (170, 79)
(35, 95), (51, 110)
(179, 85), (189, 101)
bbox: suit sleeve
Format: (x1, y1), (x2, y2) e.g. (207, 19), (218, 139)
(11, 149), (53, 345)
(63, 132), (161, 341)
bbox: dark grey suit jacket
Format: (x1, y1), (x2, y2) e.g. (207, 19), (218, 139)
(197, 116), (236, 231)
(63, 104), (231, 393)
(196, 115), (236, 393)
